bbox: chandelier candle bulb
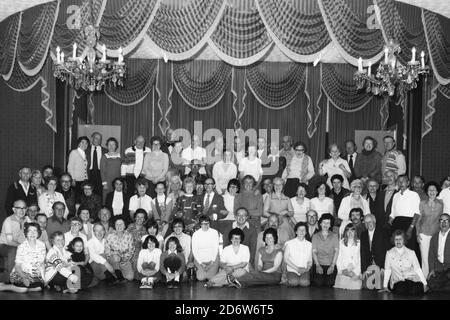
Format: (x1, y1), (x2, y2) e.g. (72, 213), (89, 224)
(73, 43), (77, 59)
(368, 61), (372, 76)
(384, 47), (389, 64)
(411, 47), (416, 63)
(101, 44), (106, 62)
(421, 51), (425, 69)
(358, 57), (363, 73)
(118, 47), (123, 64)
(60, 51), (64, 63)
(56, 46), (60, 63)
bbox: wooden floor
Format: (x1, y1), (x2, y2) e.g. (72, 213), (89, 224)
(0, 281), (448, 300)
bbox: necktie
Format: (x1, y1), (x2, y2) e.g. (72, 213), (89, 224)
(93, 146), (99, 170)
(348, 155), (354, 170)
(204, 193), (211, 212)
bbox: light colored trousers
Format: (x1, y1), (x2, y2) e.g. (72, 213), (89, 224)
(419, 233), (432, 278)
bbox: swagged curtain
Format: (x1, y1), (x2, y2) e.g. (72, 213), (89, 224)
(1, 0), (450, 137)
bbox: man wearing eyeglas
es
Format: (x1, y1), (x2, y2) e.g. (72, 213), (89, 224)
(427, 213), (450, 292)
(57, 173), (77, 219)
(199, 178), (227, 230)
(0, 200), (27, 283)
(142, 136), (169, 198)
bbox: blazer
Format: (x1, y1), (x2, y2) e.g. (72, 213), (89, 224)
(429, 231), (450, 273)
(305, 225), (319, 242)
(378, 188), (398, 229)
(67, 149), (88, 182)
(105, 191), (130, 220)
(86, 145), (107, 171)
(4, 181), (38, 216)
(342, 152), (359, 182)
(360, 227), (390, 273)
(198, 192), (227, 229)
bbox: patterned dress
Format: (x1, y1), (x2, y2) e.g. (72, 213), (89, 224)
(10, 240), (46, 288)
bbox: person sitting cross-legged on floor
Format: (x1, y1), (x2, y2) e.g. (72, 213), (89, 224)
(160, 236), (186, 289)
(136, 235), (162, 289)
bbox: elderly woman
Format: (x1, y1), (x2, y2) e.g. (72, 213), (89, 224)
(207, 228), (250, 288)
(67, 136), (90, 201)
(87, 223), (117, 284)
(283, 222), (312, 287)
(223, 179), (240, 220)
(282, 141), (315, 198)
(310, 182), (334, 219)
(127, 209), (148, 277)
(290, 183), (310, 223)
(105, 177), (130, 219)
(0, 223), (46, 293)
(104, 218), (135, 282)
(31, 170), (46, 198)
(172, 177), (202, 235)
(311, 213), (339, 287)
(100, 137), (122, 200)
(160, 236), (186, 288)
(79, 181), (102, 221)
(319, 144), (351, 190)
(142, 136), (169, 198)
(381, 230), (427, 295)
(354, 136), (383, 184)
(128, 179), (153, 220)
(334, 223), (362, 290)
(213, 149), (238, 195)
(192, 215), (220, 281)
(338, 179), (370, 228)
(234, 228), (283, 287)
(38, 176), (68, 218)
(417, 181), (443, 278)
(264, 177), (295, 239)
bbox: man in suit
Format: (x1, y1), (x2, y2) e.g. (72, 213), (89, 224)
(428, 213), (450, 292)
(220, 207), (258, 269)
(376, 170), (398, 231)
(360, 214), (390, 279)
(4, 167), (37, 216)
(199, 177), (227, 230)
(343, 140), (358, 182)
(86, 132), (107, 198)
(305, 209), (319, 242)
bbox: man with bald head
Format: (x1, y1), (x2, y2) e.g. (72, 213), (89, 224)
(5, 167), (37, 216)
(0, 199), (27, 283)
(121, 135), (151, 198)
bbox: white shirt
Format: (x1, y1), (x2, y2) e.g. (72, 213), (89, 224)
(137, 248), (162, 274)
(383, 246), (427, 288)
(368, 229), (375, 250)
(239, 157), (263, 182)
(336, 240), (361, 276)
(347, 152), (357, 167)
(18, 180), (30, 196)
(192, 228), (220, 263)
(212, 161), (237, 194)
(120, 146), (151, 177)
(182, 146), (207, 175)
(223, 192), (236, 220)
(438, 229), (450, 264)
(129, 194), (153, 214)
(203, 192), (216, 207)
(87, 236), (106, 264)
(38, 192), (69, 218)
(390, 189), (421, 219)
(283, 238), (312, 275)
(338, 194), (371, 222)
(310, 197), (334, 219)
(220, 244), (250, 272)
(322, 158), (351, 189)
(112, 191), (124, 216)
(438, 188), (450, 214)
(290, 197), (310, 223)
(89, 145), (102, 170)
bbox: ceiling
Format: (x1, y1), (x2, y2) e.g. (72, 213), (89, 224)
(1, 0), (450, 23)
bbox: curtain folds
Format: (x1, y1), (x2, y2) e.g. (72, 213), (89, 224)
(0, 13), (21, 81)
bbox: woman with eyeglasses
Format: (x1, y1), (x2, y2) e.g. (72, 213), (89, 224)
(142, 136), (169, 199)
(100, 137), (122, 200)
(338, 179), (370, 228)
(282, 141), (315, 198)
(319, 144), (351, 190)
(38, 176), (68, 219)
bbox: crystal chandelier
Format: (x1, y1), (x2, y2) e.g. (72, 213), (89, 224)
(52, 0), (126, 92)
(354, 39), (429, 98)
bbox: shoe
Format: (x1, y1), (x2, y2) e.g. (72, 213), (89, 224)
(227, 275), (242, 289)
(115, 270), (126, 283)
(140, 279), (149, 289)
(167, 280), (174, 289)
(172, 281), (179, 289)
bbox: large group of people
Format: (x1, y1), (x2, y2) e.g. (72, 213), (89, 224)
(1, 130), (450, 296)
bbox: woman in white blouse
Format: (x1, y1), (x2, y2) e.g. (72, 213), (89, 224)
(213, 150), (238, 195)
(310, 182), (334, 219)
(338, 179), (370, 226)
(380, 230), (427, 295)
(105, 177), (130, 218)
(334, 223), (362, 290)
(319, 144), (351, 190)
(239, 144), (263, 187)
(223, 179), (240, 220)
(129, 179), (153, 220)
(67, 136), (89, 200)
(290, 183), (310, 223)
(38, 176), (68, 218)
(137, 235), (162, 289)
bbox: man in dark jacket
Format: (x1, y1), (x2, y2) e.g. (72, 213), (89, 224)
(4, 167), (37, 216)
(428, 213), (450, 292)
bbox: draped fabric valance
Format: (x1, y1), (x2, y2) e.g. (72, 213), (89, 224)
(0, 0), (449, 136)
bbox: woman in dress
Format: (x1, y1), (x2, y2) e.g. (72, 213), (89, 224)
(334, 223), (362, 290)
(213, 149), (238, 195)
(234, 228), (282, 287)
(105, 177), (130, 220)
(417, 181), (443, 278)
(310, 182), (334, 219)
(172, 177), (202, 236)
(319, 144), (351, 190)
(67, 136), (90, 202)
(290, 183), (310, 223)
(100, 137), (122, 200)
(38, 176), (68, 218)
(223, 179), (240, 221)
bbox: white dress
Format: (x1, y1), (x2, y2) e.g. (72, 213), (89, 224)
(290, 197), (310, 223)
(310, 197), (334, 218)
(334, 240), (362, 290)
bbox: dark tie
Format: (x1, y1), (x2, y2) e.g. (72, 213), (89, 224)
(204, 193), (211, 212)
(348, 154), (354, 170)
(93, 146), (98, 170)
